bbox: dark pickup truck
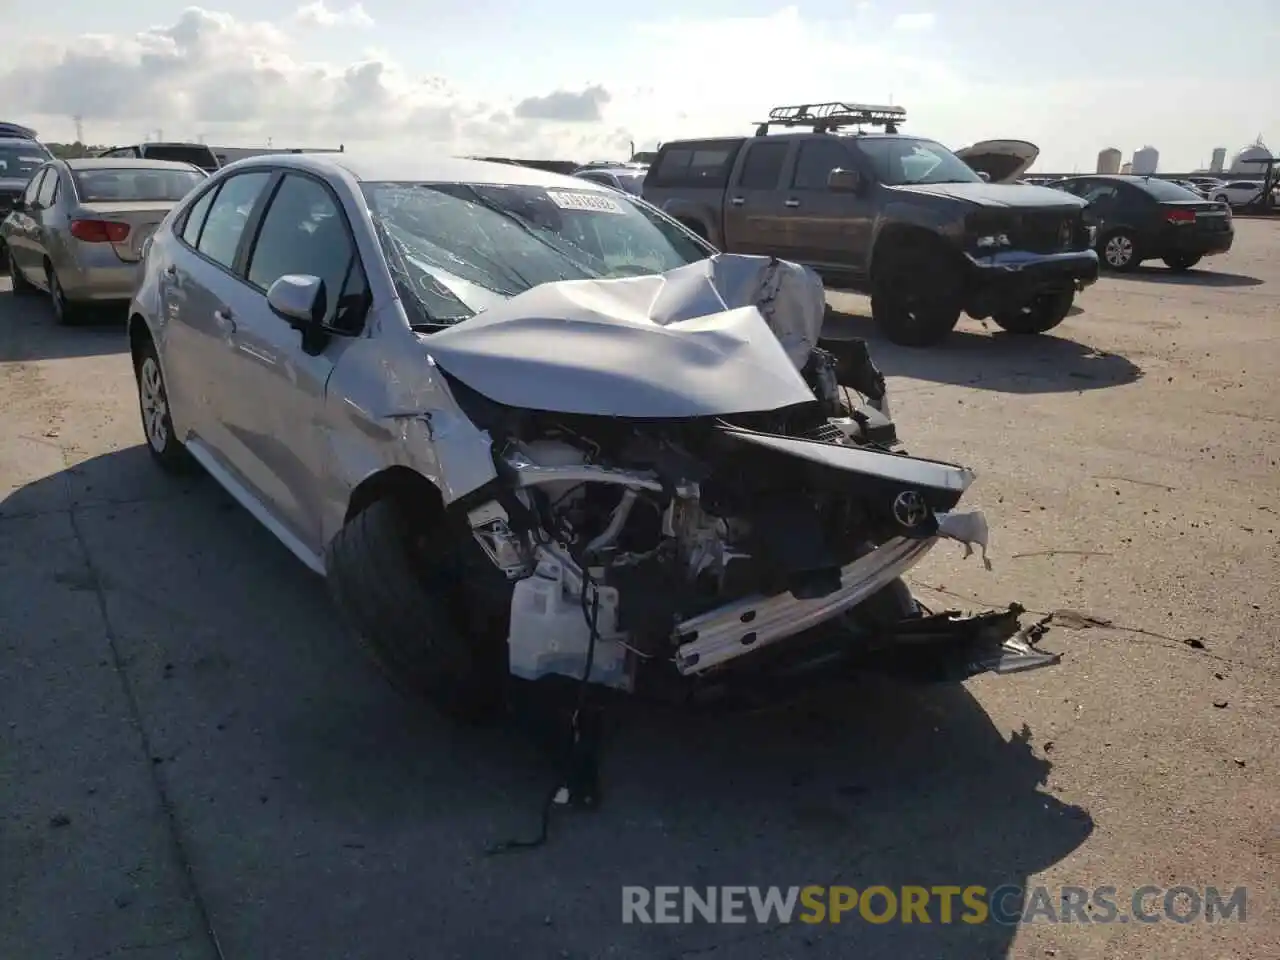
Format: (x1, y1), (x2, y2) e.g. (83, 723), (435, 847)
(642, 103), (1100, 346)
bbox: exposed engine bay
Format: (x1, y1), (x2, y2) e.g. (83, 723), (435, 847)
(424, 254), (1057, 698)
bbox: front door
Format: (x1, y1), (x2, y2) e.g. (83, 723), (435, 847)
(6, 168), (48, 275)
(777, 138), (874, 277)
(221, 171), (370, 552)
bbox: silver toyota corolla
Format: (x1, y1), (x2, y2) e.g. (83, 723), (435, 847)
(3, 157), (206, 323)
(127, 152), (1055, 721)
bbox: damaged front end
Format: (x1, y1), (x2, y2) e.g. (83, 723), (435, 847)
(420, 253), (1060, 704)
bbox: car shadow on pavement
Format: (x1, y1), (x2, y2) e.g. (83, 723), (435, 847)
(1107, 266), (1264, 287)
(822, 306), (1143, 394)
(0, 289), (129, 361)
(1, 445), (1096, 960)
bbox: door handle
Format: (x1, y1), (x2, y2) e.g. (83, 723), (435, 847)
(729, 197), (745, 206)
(164, 264), (177, 277)
(214, 307), (236, 333)
(784, 199), (800, 208)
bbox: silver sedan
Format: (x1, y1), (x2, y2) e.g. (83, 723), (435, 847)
(2, 157), (206, 323)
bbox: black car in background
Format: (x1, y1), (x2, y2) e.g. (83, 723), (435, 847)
(1050, 175), (1233, 272)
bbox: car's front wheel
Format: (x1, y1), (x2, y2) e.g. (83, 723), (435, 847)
(1163, 254), (1202, 272)
(134, 335), (193, 472)
(991, 288), (1074, 335)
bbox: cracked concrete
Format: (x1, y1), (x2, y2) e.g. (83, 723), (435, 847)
(2, 222), (1278, 959)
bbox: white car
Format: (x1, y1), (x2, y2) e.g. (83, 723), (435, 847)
(1210, 180), (1263, 207)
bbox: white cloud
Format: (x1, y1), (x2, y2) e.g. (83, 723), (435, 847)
(891, 12), (936, 31)
(0, 6), (632, 157)
(294, 2), (374, 29)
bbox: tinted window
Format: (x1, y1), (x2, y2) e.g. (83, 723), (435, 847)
(142, 144), (220, 171)
(1138, 178), (1201, 202)
(1078, 182), (1119, 204)
(181, 186), (218, 246)
(22, 168), (47, 205)
(36, 169), (58, 207)
(650, 142), (739, 188)
(73, 167), (205, 203)
(737, 142), (788, 189)
(195, 171), (271, 269)
(791, 139), (852, 190)
(246, 174), (366, 330)
(0, 143), (52, 180)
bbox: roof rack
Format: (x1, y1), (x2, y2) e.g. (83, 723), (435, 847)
(0, 121), (40, 140)
(753, 102), (905, 136)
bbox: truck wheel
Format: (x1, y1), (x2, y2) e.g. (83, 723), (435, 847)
(1163, 254), (1201, 272)
(870, 241), (963, 347)
(991, 289), (1074, 335)
(324, 497), (505, 722)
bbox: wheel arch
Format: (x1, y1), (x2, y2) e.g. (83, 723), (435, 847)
(343, 464), (447, 529)
(128, 313), (153, 370)
(871, 223), (966, 280)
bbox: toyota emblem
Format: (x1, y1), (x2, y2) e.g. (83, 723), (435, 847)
(892, 490), (930, 528)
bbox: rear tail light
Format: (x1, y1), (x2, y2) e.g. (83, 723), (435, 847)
(70, 219), (131, 243)
(1165, 209), (1196, 224)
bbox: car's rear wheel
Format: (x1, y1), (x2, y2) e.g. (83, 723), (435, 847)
(991, 288), (1074, 335)
(325, 497), (507, 722)
(45, 263), (82, 325)
(134, 335), (194, 472)
(1163, 254), (1202, 272)
(871, 239), (964, 347)
(1100, 230), (1139, 271)
(7, 247), (36, 293)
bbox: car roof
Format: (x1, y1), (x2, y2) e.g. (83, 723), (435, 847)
(66, 157), (204, 172)
(577, 166), (645, 176)
(214, 151), (619, 193)
(0, 137), (50, 148)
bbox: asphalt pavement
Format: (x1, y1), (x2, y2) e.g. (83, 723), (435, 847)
(2, 226), (1277, 959)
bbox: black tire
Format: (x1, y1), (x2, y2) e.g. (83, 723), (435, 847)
(45, 263), (83, 324)
(991, 288), (1074, 335)
(1099, 229), (1140, 271)
(324, 498), (505, 722)
(133, 334), (195, 472)
(870, 239), (963, 347)
(1163, 254), (1201, 272)
(7, 246), (37, 293)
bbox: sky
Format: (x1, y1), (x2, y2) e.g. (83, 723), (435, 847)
(1, 0), (1276, 172)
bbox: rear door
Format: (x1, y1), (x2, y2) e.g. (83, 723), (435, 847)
(165, 169), (274, 467)
(28, 165), (61, 271)
(722, 139), (791, 255)
(219, 171), (369, 550)
(777, 137), (871, 274)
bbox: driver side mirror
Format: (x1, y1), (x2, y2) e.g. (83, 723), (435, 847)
(267, 273), (328, 334)
(827, 168), (864, 194)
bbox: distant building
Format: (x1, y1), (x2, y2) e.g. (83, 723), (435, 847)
(1096, 148), (1122, 174)
(1210, 147), (1227, 174)
(1132, 146), (1159, 175)
(1120, 162), (1133, 175)
(1230, 136), (1272, 174)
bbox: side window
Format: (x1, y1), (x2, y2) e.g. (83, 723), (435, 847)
(791, 139), (854, 190)
(578, 172), (612, 186)
(195, 171), (271, 269)
(1079, 183), (1118, 205)
(245, 173), (368, 332)
(180, 186), (219, 247)
(736, 142), (789, 190)
(22, 169), (48, 205)
(36, 169), (58, 207)
(650, 143), (738, 188)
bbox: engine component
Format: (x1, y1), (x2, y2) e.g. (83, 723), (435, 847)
(468, 500), (533, 579)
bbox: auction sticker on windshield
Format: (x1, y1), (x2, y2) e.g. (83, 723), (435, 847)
(547, 190), (625, 214)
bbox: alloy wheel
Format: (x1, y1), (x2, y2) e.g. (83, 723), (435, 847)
(1104, 235), (1134, 268)
(139, 356), (169, 453)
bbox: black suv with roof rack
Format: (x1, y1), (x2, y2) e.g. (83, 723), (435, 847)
(641, 102), (1100, 346)
(0, 123), (55, 262)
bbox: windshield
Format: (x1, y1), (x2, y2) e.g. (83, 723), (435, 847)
(361, 181), (711, 327)
(0, 143), (53, 180)
(857, 137), (983, 186)
(73, 167), (206, 203)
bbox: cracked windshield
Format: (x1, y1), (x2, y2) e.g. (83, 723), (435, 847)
(363, 181), (708, 325)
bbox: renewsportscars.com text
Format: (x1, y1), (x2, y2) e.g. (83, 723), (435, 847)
(621, 885), (1247, 926)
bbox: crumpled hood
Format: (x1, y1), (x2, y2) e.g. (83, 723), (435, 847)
(423, 253), (827, 418)
(889, 181), (1086, 209)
